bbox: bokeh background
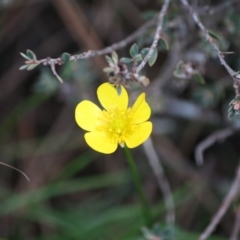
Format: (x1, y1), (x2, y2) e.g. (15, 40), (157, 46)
(0, 0), (240, 239)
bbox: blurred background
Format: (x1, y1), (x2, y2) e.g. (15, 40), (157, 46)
(0, 0), (240, 239)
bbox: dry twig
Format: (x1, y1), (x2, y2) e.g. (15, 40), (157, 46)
(136, 0), (170, 74)
(180, 0), (239, 95)
(231, 206), (240, 240)
(195, 126), (237, 165)
(143, 137), (175, 225)
(199, 162), (240, 240)
(37, 17), (156, 67)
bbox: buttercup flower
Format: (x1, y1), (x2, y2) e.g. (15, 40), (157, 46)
(75, 83), (152, 154)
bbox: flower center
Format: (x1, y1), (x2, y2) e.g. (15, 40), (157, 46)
(98, 107), (134, 146)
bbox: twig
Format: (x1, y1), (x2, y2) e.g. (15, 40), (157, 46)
(231, 206), (240, 240)
(38, 17), (156, 66)
(199, 162), (240, 240)
(0, 162), (29, 181)
(198, 0), (239, 15)
(143, 137), (175, 225)
(50, 62), (63, 83)
(195, 126), (236, 165)
(179, 0), (239, 95)
(136, 0), (170, 74)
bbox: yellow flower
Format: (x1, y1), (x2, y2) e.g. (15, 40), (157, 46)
(75, 83), (152, 154)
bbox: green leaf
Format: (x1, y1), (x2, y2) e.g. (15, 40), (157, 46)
(116, 85), (122, 96)
(105, 55), (114, 65)
(26, 49), (37, 60)
(120, 57), (133, 64)
(19, 65), (29, 70)
(61, 52), (71, 63)
(193, 74), (205, 84)
(148, 48), (158, 66)
(103, 67), (114, 73)
(159, 38), (169, 51)
(173, 70), (187, 79)
(20, 53), (30, 60)
(228, 110), (235, 119)
(27, 64), (39, 71)
(133, 54), (143, 62)
(208, 30), (221, 41)
(111, 51), (118, 64)
(140, 48), (150, 58)
(130, 43), (139, 57)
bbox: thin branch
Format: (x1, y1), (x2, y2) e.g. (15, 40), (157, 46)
(195, 126), (236, 165)
(143, 137), (175, 225)
(50, 62), (63, 83)
(39, 17), (156, 66)
(0, 162), (29, 181)
(136, 0), (170, 74)
(199, 0), (239, 15)
(199, 162), (240, 240)
(231, 206), (240, 240)
(179, 0), (238, 93)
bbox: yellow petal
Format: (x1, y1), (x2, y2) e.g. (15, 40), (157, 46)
(84, 131), (118, 154)
(130, 93), (151, 124)
(125, 121), (152, 148)
(97, 83), (128, 111)
(75, 100), (102, 131)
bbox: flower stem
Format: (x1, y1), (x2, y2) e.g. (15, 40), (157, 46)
(124, 146), (152, 226)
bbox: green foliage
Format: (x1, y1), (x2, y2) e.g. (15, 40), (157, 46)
(27, 63), (39, 70)
(61, 52), (71, 63)
(112, 51), (119, 64)
(116, 85), (122, 96)
(208, 30), (221, 41)
(193, 73), (205, 84)
(130, 43), (139, 57)
(140, 48), (150, 58)
(120, 57), (133, 64)
(228, 95), (240, 119)
(26, 49), (37, 60)
(148, 48), (158, 66)
(159, 38), (169, 51)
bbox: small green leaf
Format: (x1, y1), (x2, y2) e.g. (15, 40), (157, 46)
(111, 51), (118, 64)
(105, 55), (114, 65)
(140, 48), (149, 58)
(116, 85), (122, 96)
(228, 105), (233, 112)
(27, 49), (37, 60)
(159, 38), (169, 51)
(173, 70), (187, 79)
(27, 64), (39, 71)
(61, 52), (71, 63)
(228, 110), (235, 119)
(19, 65), (29, 70)
(120, 57), (133, 64)
(20, 53), (30, 60)
(103, 67), (114, 73)
(148, 48), (158, 66)
(133, 54), (143, 62)
(176, 61), (184, 70)
(208, 30), (221, 41)
(130, 43), (139, 57)
(193, 73), (205, 84)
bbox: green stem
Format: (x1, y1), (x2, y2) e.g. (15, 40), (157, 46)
(124, 146), (152, 226)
